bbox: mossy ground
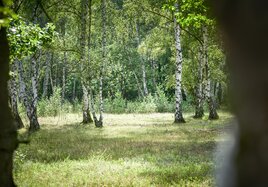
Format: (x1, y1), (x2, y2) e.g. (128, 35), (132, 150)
(14, 112), (233, 187)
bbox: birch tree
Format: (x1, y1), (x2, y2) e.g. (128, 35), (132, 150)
(8, 61), (24, 129)
(174, 3), (185, 123)
(80, 0), (93, 124)
(202, 26), (218, 120)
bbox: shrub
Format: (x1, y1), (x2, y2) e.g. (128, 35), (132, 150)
(104, 92), (126, 113)
(38, 87), (62, 117)
(155, 87), (174, 113)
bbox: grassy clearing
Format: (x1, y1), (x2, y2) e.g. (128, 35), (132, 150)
(14, 112), (233, 187)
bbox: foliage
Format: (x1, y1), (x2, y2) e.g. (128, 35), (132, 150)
(7, 18), (56, 60)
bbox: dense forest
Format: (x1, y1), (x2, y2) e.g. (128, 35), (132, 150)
(5, 0), (226, 131)
(0, 0), (236, 186)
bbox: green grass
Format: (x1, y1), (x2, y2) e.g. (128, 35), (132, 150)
(14, 112), (233, 187)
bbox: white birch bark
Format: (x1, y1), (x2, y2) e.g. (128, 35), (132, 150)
(8, 61), (24, 129)
(202, 25), (219, 120)
(136, 21), (148, 96)
(194, 48), (204, 118)
(18, 60), (40, 132)
(42, 53), (50, 98)
(174, 3), (185, 123)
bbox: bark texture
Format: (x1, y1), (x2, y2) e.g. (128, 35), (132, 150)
(42, 53), (50, 98)
(136, 21), (148, 96)
(17, 60), (40, 132)
(0, 4), (18, 185)
(202, 25), (219, 120)
(82, 84), (92, 123)
(8, 61), (24, 129)
(80, 0), (93, 124)
(194, 49), (204, 118)
(173, 3), (185, 123)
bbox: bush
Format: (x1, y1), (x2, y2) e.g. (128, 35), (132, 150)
(38, 87), (62, 117)
(155, 87), (174, 113)
(38, 87), (81, 117)
(104, 92), (126, 113)
(125, 94), (157, 113)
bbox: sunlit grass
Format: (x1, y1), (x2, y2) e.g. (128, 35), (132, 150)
(14, 112), (233, 187)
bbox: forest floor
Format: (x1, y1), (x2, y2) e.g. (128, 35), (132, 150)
(14, 112), (234, 187)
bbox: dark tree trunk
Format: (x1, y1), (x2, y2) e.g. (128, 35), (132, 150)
(213, 1), (268, 186)
(0, 3), (18, 185)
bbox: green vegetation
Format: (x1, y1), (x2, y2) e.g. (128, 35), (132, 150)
(0, 0), (231, 185)
(15, 112), (232, 186)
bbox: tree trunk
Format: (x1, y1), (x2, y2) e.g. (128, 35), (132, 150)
(72, 77), (76, 101)
(202, 25), (219, 120)
(79, 0), (93, 124)
(194, 49), (204, 118)
(82, 84), (93, 123)
(151, 59), (158, 92)
(136, 21), (148, 96)
(133, 72), (144, 98)
(97, 0), (107, 127)
(0, 6), (18, 185)
(62, 51), (66, 100)
(213, 1), (268, 186)
(42, 53), (50, 98)
(50, 53), (54, 93)
(90, 89), (102, 127)
(8, 61), (24, 129)
(17, 60), (40, 132)
(30, 56), (41, 131)
(174, 3), (185, 123)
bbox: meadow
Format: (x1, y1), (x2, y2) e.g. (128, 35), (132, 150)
(14, 112), (233, 187)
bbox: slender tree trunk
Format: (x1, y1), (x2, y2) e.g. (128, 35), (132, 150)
(30, 56), (40, 131)
(48, 53), (54, 94)
(42, 53), (50, 98)
(82, 84), (92, 123)
(90, 89), (99, 125)
(202, 25), (219, 120)
(174, 4), (185, 123)
(80, 0), (93, 124)
(95, 0), (107, 128)
(217, 83), (223, 106)
(0, 7), (18, 185)
(133, 72), (144, 98)
(8, 61), (24, 129)
(62, 51), (66, 100)
(18, 60), (40, 132)
(72, 77), (76, 102)
(136, 21), (148, 96)
(151, 59), (157, 92)
(194, 49), (204, 118)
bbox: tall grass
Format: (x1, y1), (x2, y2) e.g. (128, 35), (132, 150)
(14, 112), (233, 186)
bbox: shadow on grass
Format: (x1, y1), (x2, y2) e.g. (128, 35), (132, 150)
(18, 122), (217, 167)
